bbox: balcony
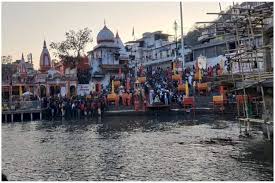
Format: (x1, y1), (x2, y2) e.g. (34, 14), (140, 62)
(92, 72), (105, 78)
(142, 56), (175, 66)
(101, 64), (127, 71)
(64, 73), (77, 80)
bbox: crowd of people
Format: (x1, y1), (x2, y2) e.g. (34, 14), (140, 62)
(4, 61), (226, 118)
(41, 92), (107, 120)
(106, 62), (226, 109)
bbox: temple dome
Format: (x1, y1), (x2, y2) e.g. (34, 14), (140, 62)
(97, 25), (115, 44)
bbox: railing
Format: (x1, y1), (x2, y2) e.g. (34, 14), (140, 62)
(2, 100), (41, 111)
(142, 56), (175, 66)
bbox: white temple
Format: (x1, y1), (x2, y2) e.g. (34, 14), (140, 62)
(88, 24), (129, 89)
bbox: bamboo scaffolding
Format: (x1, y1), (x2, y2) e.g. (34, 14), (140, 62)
(196, 2), (273, 138)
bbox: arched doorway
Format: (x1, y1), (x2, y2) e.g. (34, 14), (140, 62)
(70, 85), (76, 96)
(55, 86), (61, 95)
(49, 85), (61, 96)
(49, 86), (55, 96)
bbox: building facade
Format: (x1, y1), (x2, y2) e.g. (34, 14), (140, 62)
(88, 24), (129, 90)
(35, 40), (79, 97)
(125, 31), (192, 71)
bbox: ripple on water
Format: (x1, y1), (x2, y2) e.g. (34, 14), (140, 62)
(2, 115), (273, 181)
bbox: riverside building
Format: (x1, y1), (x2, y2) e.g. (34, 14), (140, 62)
(125, 31), (192, 70)
(87, 24), (129, 90)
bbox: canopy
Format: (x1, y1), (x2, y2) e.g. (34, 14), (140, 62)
(22, 91), (33, 96)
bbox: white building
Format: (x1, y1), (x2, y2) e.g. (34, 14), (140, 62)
(125, 31), (192, 70)
(88, 24), (129, 89)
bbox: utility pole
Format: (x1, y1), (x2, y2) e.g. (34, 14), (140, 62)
(174, 21), (178, 58)
(180, 1), (185, 70)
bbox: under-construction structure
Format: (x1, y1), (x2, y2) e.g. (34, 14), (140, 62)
(196, 2), (273, 139)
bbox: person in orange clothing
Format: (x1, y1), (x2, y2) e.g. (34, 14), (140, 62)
(115, 94), (119, 110)
(122, 92), (127, 106)
(133, 90), (140, 111)
(126, 91), (132, 106)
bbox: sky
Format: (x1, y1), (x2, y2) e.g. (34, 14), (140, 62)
(2, 1), (235, 69)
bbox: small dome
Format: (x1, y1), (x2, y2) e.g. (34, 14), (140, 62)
(97, 25), (114, 44)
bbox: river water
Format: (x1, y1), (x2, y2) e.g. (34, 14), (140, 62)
(2, 114), (273, 181)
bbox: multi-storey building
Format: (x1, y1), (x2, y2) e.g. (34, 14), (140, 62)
(125, 31), (192, 70)
(190, 2), (273, 72)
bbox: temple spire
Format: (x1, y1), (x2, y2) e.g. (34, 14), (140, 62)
(43, 40), (46, 48)
(104, 19), (106, 26)
(21, 53), (24, 61)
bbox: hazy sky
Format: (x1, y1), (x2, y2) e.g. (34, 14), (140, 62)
(2, 1), (234, 69)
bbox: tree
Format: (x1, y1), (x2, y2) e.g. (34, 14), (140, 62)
(50, 27), (93, 68)
(1, 55), (13, 64)
(184, 25), (202, 46)
(77, 70), (91, 84)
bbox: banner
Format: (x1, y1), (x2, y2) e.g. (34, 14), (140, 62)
(232, 62), (251, 73)
(77, 84), (91, 96)
(61, 87), (66, 97)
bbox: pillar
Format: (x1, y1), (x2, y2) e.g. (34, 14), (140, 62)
(263, 31), (272, 72)
(46, 84), (50, 97)
(67, 81), (70, 97)
(40, 112), (42, 120)
(11, 114), (14, 122)
(239, 119), (242, 134)
(31, 113), (33, 121)
(21, 113), (23, 122)
(19, 85), (22, 96)
(5, 114), (7, 123)
(75, 82), (78, 96)
(266, 124), (271, 140)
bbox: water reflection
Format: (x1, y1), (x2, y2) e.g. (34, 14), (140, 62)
(96, 121), (125, 180)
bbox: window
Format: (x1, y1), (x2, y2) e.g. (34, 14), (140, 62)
(216, 44), (227, 56)
(205, 46), (216, 58)
(194, 49), (204, 60)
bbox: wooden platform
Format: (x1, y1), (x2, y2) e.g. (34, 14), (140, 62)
(2, 109), (42, 115)
(104, 107), (234, 116)
(238, 117), (272, 124)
